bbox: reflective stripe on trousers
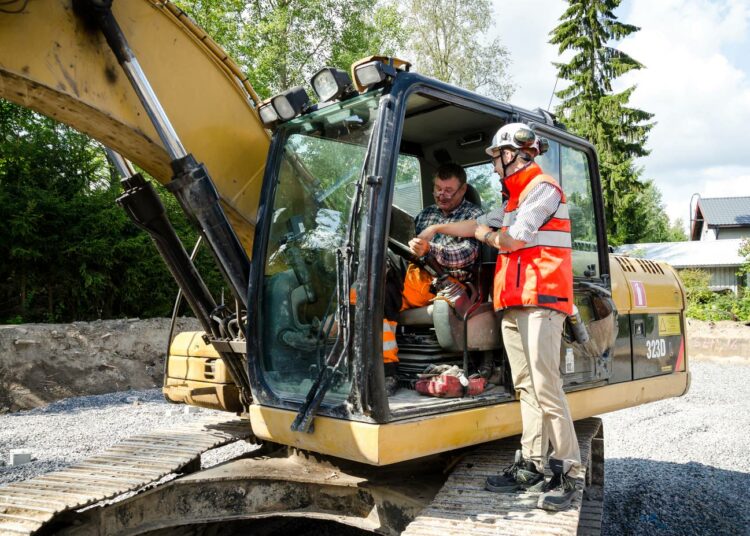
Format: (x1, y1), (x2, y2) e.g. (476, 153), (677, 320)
(383, 319), (399, 363)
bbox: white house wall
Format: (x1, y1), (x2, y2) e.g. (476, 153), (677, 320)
(716, 228), (750, 240)
(700, 225), (717, 240)
(707, 266), (740, 294)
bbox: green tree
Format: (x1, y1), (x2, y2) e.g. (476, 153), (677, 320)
(176, 0), (407, 99)
(403, 0), (514, 100)
(738, 237), (750, 282)
(0, 99), (224, 322)
(614, 180), (687, 244)
(550, 0), (654, 243)
(0, 100), (112, 321)
(173, 0), (247, 60)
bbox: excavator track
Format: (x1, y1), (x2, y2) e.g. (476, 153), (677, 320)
(0, 418), (253, 536)
(403, 417), (604, 536)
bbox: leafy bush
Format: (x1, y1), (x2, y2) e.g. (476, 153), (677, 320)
(679, 268), (750, 322)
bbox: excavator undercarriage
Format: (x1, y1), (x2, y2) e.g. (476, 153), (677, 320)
(0, 417), (603, 536)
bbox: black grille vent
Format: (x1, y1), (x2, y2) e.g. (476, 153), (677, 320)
(635, 258), (664, 274)
(614, 255), (636, 272)
(204, 359), (216, 380)
(614, 255), (664, 274)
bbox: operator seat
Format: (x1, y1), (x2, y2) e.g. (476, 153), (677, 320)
(397, 183), (501, 353)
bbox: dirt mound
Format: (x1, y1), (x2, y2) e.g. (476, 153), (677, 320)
(1, 316), (745, 412)
(0, 318), (200, 412)
(686, 318), (750, 359)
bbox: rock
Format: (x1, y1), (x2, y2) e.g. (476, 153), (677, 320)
(14, 339), (39, 347)
(9, 449), (31, 466)
(0, 318), (201, 411)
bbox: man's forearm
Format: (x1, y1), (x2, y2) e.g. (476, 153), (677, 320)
(422, 220), (478, 239)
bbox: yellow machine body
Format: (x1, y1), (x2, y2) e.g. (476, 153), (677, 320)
(164, 336), (686, 467)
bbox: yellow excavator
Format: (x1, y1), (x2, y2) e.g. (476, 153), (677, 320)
(0, 1), (689, 534)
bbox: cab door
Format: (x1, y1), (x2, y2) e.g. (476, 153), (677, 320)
(528, 133), (617, 389)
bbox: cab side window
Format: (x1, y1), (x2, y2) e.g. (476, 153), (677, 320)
(393, 154), (422, 217)
(561, 146), (599, 277)
(466, 163), (499, 210)
(536, 139), (560, 183)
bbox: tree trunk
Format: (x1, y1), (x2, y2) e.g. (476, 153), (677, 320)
(20, 271), (26, 317)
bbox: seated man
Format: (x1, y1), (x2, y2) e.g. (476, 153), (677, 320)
(382, 163), (483, 394)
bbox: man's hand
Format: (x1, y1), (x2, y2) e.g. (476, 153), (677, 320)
(474, 223), (493, 243)
(477, 224), (527, 252)
(417, 224), (439, 242)
(409, 237), (430, 257)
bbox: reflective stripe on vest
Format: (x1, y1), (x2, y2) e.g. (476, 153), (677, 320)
(498, 229), (573, 252)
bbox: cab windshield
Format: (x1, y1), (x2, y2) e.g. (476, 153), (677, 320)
(259, 91), (381, 402)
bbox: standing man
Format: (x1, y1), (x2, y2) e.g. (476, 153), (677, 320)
(417, 123), (581, 511)
(382, 163), (483, 395)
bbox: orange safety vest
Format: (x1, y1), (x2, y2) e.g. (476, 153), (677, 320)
(493, 163), (573, 315)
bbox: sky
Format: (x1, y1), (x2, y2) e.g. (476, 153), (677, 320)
(490, 0), (750, 232)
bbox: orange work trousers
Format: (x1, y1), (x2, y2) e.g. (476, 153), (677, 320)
(382, 264), (435, 364)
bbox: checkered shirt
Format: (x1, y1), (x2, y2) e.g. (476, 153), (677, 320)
(415, 198), (484, 281)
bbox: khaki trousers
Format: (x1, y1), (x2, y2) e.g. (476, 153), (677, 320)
(501, 307), (582, 478)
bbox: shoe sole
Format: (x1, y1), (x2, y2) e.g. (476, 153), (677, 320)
(486, 479), (544, 494)
(485, 482), (520, 493)
(536, 490), (580, 511)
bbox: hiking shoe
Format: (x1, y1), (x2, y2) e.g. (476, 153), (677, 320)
(385, 375), (400, 396)
(485, 450), (544, 493)
(537, 458), (580, 511)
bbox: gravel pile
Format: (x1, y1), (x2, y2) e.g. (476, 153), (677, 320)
(1, 360), (748, 535)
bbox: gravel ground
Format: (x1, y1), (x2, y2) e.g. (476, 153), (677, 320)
(1, 360), (748, 535)
(601, 358), (750, 536)
(0, 391), (257, 484)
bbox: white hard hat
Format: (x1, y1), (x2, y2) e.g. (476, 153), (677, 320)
(485, 123), (547, 157)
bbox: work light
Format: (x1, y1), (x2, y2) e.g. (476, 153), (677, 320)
(270, 86), (311, 122)
(350, 56), (412, 92)
(310, 67), (354, 103)
(258, 100), (279, 127)
(353, 61), (389, 89)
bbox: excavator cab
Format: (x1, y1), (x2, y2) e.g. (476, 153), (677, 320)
(245, 62), (620, 434)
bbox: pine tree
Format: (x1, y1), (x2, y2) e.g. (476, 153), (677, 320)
(550, 0), (654, 244)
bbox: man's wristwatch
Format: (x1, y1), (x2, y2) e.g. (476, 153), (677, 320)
(483, 231), (494, 246)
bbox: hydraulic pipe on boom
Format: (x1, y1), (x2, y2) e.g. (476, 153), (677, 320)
(107, 149), (253, 406)
(73, 0), (251, 309)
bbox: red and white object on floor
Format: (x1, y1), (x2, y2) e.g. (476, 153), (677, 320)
(415, 374), (486, 398)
